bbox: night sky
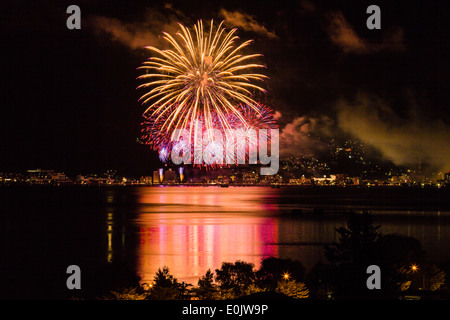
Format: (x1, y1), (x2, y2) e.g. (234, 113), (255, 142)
(1, 0), (449, 177)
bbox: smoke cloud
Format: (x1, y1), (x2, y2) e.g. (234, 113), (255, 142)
(327, 12), (405, 54)
(336, 94), (450, 171)
(90, 7), (184, 50)
(279, 114), (334, 158)
(91, 6), (278, 51)
(218, 8), (278, 39)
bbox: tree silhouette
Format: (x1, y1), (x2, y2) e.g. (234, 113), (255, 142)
(424, 264), (446, 291)
(275, 279), (309, 299)
(197, 269), (217, 299)
(325, 211), (381, 266)
(323, 211), (382, 298)
(198, 269), (215, 289)
(149, 266), (180, 300)
(215, 260), (255, 295)
(153, 266), (179, 288)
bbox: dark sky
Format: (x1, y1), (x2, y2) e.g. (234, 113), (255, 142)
(1, 0), (449, 176)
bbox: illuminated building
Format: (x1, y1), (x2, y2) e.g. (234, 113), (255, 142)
(140, 176), (152, 185)
(164, 169), (176, 183)
(153, 171), (160, 184)
(26, 169), (54, 184)
(312, 175), (336, 185)
(289, 179), (302, 185)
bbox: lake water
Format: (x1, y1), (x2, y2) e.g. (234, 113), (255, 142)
(1, 185), (449, 299)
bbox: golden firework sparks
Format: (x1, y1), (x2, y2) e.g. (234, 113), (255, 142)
(137, 20), (267, 141)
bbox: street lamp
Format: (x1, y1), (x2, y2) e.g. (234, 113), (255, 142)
(142, 283), (153, 291)
(282, 272), (290, 280)
(410, 264), (426, 290)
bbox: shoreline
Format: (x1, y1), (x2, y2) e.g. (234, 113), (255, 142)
(1, 183), (449, 188)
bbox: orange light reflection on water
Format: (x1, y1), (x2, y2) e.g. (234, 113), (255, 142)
(135, 186), (279, 284)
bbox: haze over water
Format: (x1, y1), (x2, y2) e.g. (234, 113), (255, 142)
(1, 185), (449, 298)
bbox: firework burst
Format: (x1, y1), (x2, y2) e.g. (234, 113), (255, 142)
(140, 103), (278, 167)
(137, 19), (268, 137)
